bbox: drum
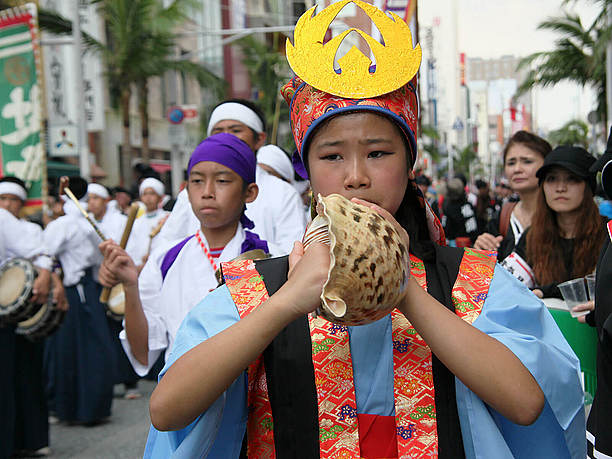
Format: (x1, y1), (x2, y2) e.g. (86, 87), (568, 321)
(0, 258), (39, 323)
(105, 283), (125, 321)
(15, 293), (65, 341)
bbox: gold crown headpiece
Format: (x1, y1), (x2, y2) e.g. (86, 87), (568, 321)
(286, 0), (422, 99)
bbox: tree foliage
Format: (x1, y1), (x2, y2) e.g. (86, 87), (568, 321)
(548, 119), (590, 147)
(237, 34), (291, 144)
(420, 124), (441, 162)
(453, 145), (480, 177)
(517, 9), (611, 122)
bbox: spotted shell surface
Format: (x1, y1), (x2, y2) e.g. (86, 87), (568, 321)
(302, 194), (410, 326)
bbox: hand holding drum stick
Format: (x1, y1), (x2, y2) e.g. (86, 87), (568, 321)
(99, 203), (140, 303)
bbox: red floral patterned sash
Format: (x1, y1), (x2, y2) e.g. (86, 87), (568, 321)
(222, 248), (496, 458)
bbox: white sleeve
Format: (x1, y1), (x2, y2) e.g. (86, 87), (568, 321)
(21, 222), (53, 270)
(0, 210), (52, 269)
(269, 182), (308, 255)
(119, 245), (169, 376)
(125, 218), (147, 265)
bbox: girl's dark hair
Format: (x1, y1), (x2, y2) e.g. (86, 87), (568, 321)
(502, 130), (552, 164)
(396, 185), (436, 262)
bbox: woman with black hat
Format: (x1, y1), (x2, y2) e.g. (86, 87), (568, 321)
(501, 145), (607, 299)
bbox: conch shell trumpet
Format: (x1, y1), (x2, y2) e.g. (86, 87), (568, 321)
(302, 194), (410, 325)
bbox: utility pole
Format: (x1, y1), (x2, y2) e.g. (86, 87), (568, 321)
(72, 0), (90, 180)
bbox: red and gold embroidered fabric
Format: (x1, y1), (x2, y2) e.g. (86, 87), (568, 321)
(221, 248), (497, 458)
(222, 259), (276, 458)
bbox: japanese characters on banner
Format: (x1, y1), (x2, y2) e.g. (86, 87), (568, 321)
(0, 3), (44, 208)
(41, 0), (104, 158)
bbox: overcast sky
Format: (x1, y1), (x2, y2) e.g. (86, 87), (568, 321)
(455, 0), (601, 132)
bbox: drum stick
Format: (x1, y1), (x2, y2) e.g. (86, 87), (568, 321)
(59, 177), (107, 241)
(146, 214), (168, 256)
(99, 203), (140, 304)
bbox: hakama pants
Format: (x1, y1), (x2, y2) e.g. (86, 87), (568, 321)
(0, 328), (48, 458)
(46, 270), (115, 423)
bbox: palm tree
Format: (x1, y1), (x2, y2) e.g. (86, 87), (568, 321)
(16, 0), (223, 183)
(516, 10), (611, 124)
(237, 34), (291, 145)
(95, 0), (223, 181)
(548, 119), (589, 147)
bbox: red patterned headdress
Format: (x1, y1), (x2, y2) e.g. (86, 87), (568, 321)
(282, 0), (444, 245)
(281, 76), (418, 168)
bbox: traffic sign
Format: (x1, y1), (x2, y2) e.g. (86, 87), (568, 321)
(167, 106), (185, 125)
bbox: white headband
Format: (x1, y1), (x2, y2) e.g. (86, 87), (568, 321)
(0, 181), (27, 201)
(207, 102), (264, 136)
(139, 177), (165, 197)
(257, 145), (294, 183)
(87, 183), (109, 199)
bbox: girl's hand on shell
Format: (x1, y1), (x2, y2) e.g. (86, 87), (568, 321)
(350, 198), (411, 252)
(281, 241), (330, 317)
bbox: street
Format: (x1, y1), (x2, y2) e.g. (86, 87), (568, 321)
(48, 381), (155, 458)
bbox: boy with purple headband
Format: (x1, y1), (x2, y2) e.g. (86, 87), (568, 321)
(98, 133), (268, 377)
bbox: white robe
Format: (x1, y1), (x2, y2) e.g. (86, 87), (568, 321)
(119, 224), (247, 376)
(245, 167), (307, 255)
(0, 209), (52, 270)
(158, 166), (307, 256)
(43, 202), (100, 286)
(125, 209), (169, 266)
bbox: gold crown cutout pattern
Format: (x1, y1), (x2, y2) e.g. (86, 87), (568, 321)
(286, 0), (422, 99)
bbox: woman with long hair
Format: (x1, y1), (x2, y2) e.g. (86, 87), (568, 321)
(474, 131), (552, 260)
(503, 146), (607, 298)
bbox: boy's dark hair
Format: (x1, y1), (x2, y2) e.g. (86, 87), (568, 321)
(0, 176), (27, 196)
(214, 98), (267, 134)
(64, 176), (88, 200)
(475, 179), (488, 190)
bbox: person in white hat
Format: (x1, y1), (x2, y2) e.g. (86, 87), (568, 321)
(159, 99), (307, 257)
(87, 183), (144, 399)
(43, 176), (116, 425)
(126, 178), (169, 268)
(257, 145), (295, 184)
(0, 177), (62, 458)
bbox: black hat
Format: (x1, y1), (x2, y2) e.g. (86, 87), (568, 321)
(536, 145), (596, 191)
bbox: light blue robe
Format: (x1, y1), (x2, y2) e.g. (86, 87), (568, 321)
(145, 265), (586, 458)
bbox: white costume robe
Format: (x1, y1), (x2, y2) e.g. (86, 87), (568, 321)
(158, 166), (307, 256)
(120, 224), (248, 376)
(0, 209), (51, 270)
(43, 202), (99, 286)
(125, 209), (169, 266)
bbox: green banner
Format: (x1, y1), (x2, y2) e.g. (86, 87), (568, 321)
(0, 4), (43, 208)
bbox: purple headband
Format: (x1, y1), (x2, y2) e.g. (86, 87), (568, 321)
(188, 133), (256, 183)
(187, 132), (257, 229)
